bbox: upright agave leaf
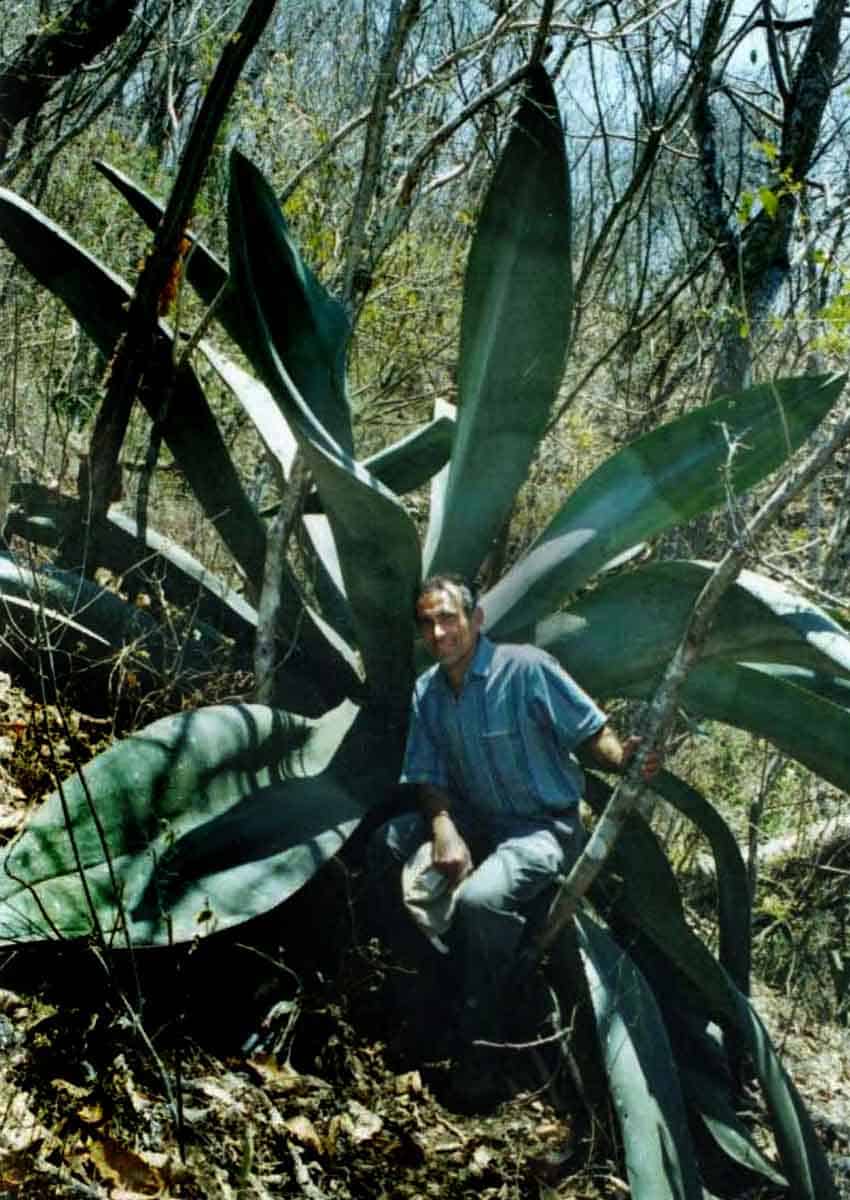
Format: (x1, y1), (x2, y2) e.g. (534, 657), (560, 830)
(585, 770), (750, 996)
(582, 783), (837, 1199)
(228, 151), (353, 455)
(651, 770), (751, 995)
(92, 159), (245, 340)
(655, 924), (838, 1199)
(229, 153), (421, 707)
(93, 157), (345, 431)
(0, 700), (401, 946)
(576, 911), (702, 1200)
(485, 373), (846, 638)
(424, 64), (572, 579)
(680, 1066), (788, 1189)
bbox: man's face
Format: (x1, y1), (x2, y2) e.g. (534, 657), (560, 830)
(416, 585), (482, 677)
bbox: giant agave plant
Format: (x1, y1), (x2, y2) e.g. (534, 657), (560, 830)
(0, 65), (848, 1199)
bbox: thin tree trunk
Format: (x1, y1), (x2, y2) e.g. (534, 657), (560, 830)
(340, 0), (421, 311)
(70, 0), (279, 575)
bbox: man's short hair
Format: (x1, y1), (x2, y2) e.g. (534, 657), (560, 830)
(418, 573), (477, 616)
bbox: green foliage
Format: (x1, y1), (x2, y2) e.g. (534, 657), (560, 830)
(0, 61), (846, 1197)
(424, 66), (573, 581)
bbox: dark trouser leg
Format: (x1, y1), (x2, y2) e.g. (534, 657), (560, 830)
(448, 812), (584, 1047)
(365, 812), (453, 1057)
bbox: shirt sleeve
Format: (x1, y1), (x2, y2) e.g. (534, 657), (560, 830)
(399, 685), (449, 789)
(529, 652), (607, 751)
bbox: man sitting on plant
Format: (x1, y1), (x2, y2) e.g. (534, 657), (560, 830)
(371, 572), (659, 1106)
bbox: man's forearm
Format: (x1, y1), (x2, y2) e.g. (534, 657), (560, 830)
(419, 784), (471, 880)
(583, 724), (629, 772)
(581, 725), (660, 780)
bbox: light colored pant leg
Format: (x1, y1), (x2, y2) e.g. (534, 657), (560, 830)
(450, 812), (583, 1041)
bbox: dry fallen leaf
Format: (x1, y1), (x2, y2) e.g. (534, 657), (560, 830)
(469, 1144), (495, 1176)
(344, 1099), (383, 1143)
(51, 1078), (91, 1101)
(192, 1074), (249, 1113)
(394, 1070), (423, 1095)
(86, 1135), (163, 1194)
(284, 1114), (323, 1156)
(247, 1055), (331, 1096)
(78, 1102), (104, 1125)
(0, 1090), (48, 1154)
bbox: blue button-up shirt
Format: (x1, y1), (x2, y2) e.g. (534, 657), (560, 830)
(400, 636), (607, 816)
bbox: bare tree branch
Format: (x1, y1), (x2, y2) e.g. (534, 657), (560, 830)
(71, 0), (279, 574)
(0, 0), (138, 165)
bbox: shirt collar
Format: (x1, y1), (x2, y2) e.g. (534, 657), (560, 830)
(468, 634), (495, 678)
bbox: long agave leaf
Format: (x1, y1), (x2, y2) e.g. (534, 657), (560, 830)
(202, 341), (298, 476)
(733, 991), (838, 1200)
(0, 549), (355, 718)
(582, 779), (727, 1009)
(583, 783), (837, 1199)
(94, 160), (453, 497)
(675, 951), (839, 1200)
(0, 700), (402, 946)
(485, 373), (846, 638)
(424, 64), (572, 580)
(348, 414), (454, 502)
(228, 151), (353, 454)
(0, 189), (362, 711)
(680, 1065), (788, 1188)
(93, 158), (263, 367)
(620, 661), (850, 793)
(9, 480), (255, 646)
(422, 397), (455, 571)
(0, 187), (267, 590)
(537, 559), (850, 697)
(575, 911), (702, 1200)
(585, 770), (750, 996)
(651, 770), (750, 995)
(201, 339), (356, 632)
(202, 340), (358, 644)
(7, 484), (362, 715)
(229, 154), (420, 706)
(746, 662), (850, 708)
(0, 551), (231, 702)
